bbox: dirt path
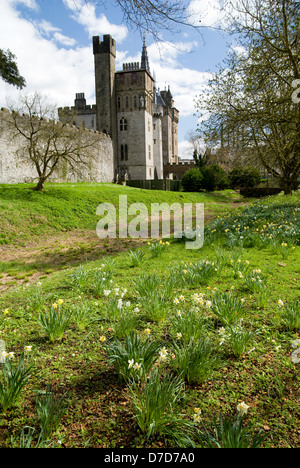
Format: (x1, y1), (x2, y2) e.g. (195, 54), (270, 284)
(0, 200), (248, 292)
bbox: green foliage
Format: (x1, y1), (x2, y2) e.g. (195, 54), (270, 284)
(198, 413), (267, 448)
(281, 299), (300, 331)
(229, 166), (262, 189)
(126, 249), (145, 267)
(211, 290), (245, 326)
(104, 333), (161, 382)
(169, 308), (211, 344)
(171, 259), (217, 287)
(225, 325), (258, 358)
(127, 369), (195, 446)
(64, 265), (91, 292)
(35, 387), (68, 440)
(113, 308), (140, 340)
(37, 304), (70, 343)
(200, 164), (230, 192)
(148, 241), (167, 258)
(0, 48), (25, 88)
(0, 355), (33, 413)
(181, 168), (203, 192)
(71, 302), (97, 331)
(134, 273), (174, 322)
(171, 337), (220, 384)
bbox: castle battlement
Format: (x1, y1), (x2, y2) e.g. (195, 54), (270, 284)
(122, 62), (140, 71)
(164, 161), (195, 166)
(58, 105), (97, 113)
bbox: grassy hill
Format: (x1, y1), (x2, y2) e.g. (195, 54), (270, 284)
(0, 189), (299, 448)
(0, 183), (245, 246)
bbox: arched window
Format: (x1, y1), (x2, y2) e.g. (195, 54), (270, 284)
(125, 95), (129, 108)
(117, 96), (121, 109)
(120, 144), (129, 161)
(133, 95), (137, 108)
(120, 118), (128, 131)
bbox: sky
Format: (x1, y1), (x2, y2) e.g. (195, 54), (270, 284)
(0, 0), (235, 159)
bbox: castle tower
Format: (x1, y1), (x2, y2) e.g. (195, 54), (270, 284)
(114, 40), (155, 180)
(93, 35), (118, 174)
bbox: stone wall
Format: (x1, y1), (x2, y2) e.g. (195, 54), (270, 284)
(0, 109), (114, 184)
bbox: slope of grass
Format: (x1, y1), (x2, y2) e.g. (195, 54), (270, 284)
(0, 183), (245, 246)
(0, 191), (299, 448)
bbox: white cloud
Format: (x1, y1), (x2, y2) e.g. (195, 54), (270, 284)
(188, 0), (226, 27)
(145, 41), (213, 118)
(0, 0), (215, 150)
(0, 0), (94, 108)
(53, 32), (77, 47)
(62, 0), (128, 42)
(179, 140), (194, 159)
(11, 0), (38, 10)
(36, 19), (77, 46)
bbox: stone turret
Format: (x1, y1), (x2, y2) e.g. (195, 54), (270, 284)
(93, 35), (118, 175)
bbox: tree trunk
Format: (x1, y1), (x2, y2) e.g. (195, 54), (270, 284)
(33, 178), (46, 191)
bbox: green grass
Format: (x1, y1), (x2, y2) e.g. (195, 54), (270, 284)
(0, 183), (245, 246)
(0, 187), (299, 448)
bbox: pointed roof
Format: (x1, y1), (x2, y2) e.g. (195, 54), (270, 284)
(141, 35), (150, 73)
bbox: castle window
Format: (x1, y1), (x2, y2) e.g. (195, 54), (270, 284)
(148, 145), (151, 159)
(121, 144), (128, 161)
(120, 118), (128, 131)
(125, 96), (129, 108)
(133, 95), (137, 108)
(117, 96), (121, 109)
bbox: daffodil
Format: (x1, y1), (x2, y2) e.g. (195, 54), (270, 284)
(237, 401), (249, 416)
(128, 359), (134, 369)
(133, 362), (142, 371)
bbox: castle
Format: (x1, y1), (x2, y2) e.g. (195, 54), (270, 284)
(58, 35), (181, 182)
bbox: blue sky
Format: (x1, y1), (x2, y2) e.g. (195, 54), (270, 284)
(0, 0), (234, 158)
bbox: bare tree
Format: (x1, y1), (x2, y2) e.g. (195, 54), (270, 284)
(196, 0), (300, 194)
(4, 92), (104, 191)
(79, 0), (198, 39)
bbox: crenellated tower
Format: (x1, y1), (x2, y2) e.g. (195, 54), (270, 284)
(60, 35), (179, 182)
(93, 35), (118, 174)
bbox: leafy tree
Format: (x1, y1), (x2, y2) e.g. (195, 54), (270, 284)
(196, 0), (300, 194)
(4, 92), (103, 191)
(0, 49), (25, 89)
(229, 166), (262, 189)
(200, 164), (230, 192)
(181, 168), (203, 192)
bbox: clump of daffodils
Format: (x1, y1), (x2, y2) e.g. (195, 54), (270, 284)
(193, 407), (202, 423)
(128, 359), (142, 372)
(157, 346), (168, 364)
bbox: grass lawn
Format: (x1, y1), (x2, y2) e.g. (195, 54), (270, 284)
(0, 184), (299, 448)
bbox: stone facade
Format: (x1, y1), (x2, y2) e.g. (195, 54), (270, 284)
(59, 35), (180, 182)
(0, 109), (114, 184)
